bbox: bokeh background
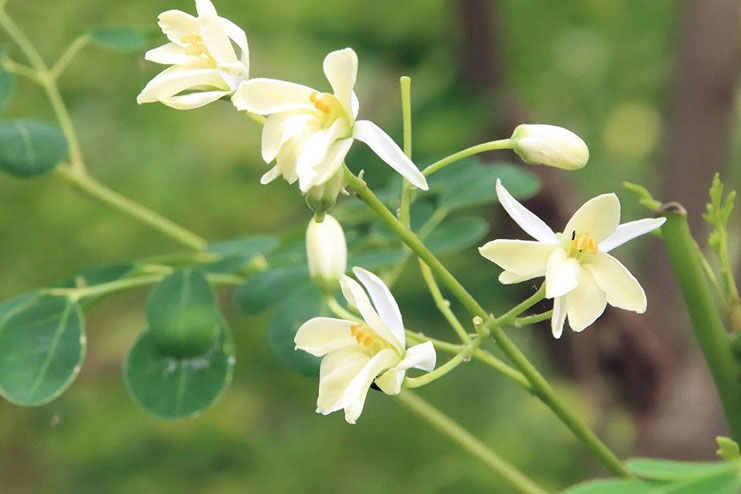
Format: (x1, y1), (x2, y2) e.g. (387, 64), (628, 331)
(0, 0), (740, 492)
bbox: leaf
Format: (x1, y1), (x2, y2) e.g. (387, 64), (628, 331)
(625, 458), (735, 482)
(89, 27), (148, 52)
(653, 472), (741, 494)
(123, 320), (235, 419)
(717, 437), (741, 461)
(559, 478), (654, 494)
(0, 294), (85, 406)
(348, 249), (407, 270)
(0, 120), (67, 177)
(426, 216), (490, 255)
(0, 51), (13, 113)
(624, 182), (662, 211)
(147, 269), (221, 359)
(267, 287), (325, 376)
(206, 235), (279, 274)
(235, 266), (311, 315)
(55, 261), (139, 289)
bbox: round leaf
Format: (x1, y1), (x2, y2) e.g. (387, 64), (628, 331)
(268, 288), (325, 376)
(426, 217), (490, 254)
(90, 27), (148, 52)
(124, 321), (234, 419)
(0, 120), (67, 177)
(0, 294), (85, 406)
(235, 266), (311, 315)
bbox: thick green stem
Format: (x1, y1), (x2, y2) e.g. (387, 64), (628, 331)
(398, 76), (414, 228)
(422, 139), (512, 177)
(661, 209), (741, 440)
(396, 391), (547, 494)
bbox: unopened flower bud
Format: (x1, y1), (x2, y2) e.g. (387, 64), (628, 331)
(306, 214), (347, 293)
(510, 124), (589, 171)
(305, 167), (345, 219)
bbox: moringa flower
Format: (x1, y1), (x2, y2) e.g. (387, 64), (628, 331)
(231, 48), (428, 200)
(479, 180), (665, 338)
(306, 214), (347, 293)
(295, 267), (436, 424)
(510, 124), (589, 171)
(137, 0), (249, 110)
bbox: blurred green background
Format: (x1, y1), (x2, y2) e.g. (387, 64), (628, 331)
(0, 0), (739, 492)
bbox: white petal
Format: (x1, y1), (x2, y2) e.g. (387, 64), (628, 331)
(156, 90), (229, 110)
(584, 253), (647, 312)
(137, 66), (227, 104)
(317, 349), (370, 415)
(351, 91), (360, 119)
(341, 348), (400, 424)
(565, 268), (607, 332)
(217, 61), (249, 91)
(374, 341), (436, 395)
(144, 43), (192, 65)
(261, 112), (314, 163)
(551, 297), (567, 338)
(599, 218), (666, 253)
(340, 275), (403, 351)
(375, 368), (406, 396)
(294, 317), (358, 356)
(220, 17), (249, 68)
(352, 120), (428, 190)
(545, 248), (580, 299)
(195, 0), (237, 63)
(478, 240), (557, 282)
(563, 193), (620, 243)
(260, 165), (281, 184)
(158, 10), (199, 46)
(498, 271), (536, 284)
(231, 78), (316, 115)
(312, 138), (353, 187)
(495, 179), (558, 243)
(274, 135), (304, 184)
(296, 119), (350, 192)
(352, 267), (405, 348)
(323, 48), (358, 117)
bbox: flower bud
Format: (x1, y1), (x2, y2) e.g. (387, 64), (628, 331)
(510, 124), (589, 171)
(306, 214), (347, 293)
(305, 167), (345, 219)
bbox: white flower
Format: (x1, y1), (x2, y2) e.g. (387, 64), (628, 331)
(479, 180), (665, 338)
(510, 124), (589, 171)
(306, 214), (347, 293)
(231, 48), (428, 195)
(137, 0), (249, 110)
(295, 267), (436, 424)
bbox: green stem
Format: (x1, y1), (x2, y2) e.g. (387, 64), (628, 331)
(661, 209), (741, 440)
(489, 285), (546, 330)
(345, 168), (630, 477)
(56, 166), (207, 250)
(513, 311), (553, 328)
(405, 336), (482, 388)
(50, 34), (89, 80)
(422, 139), (512, 177)
(325, 295), (361, 322)
(396, 391), (547, 494)
(398, 76), (414, 228)
(418, 260), (471, 343)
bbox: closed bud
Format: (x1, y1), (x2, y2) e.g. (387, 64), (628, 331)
(305, 167), (345, 219)
(306, 214), (347, 293)
(510, 124), (589, 171)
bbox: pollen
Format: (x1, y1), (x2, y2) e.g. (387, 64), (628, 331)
(350, 323), (375, 347)
(181, 34), (213, 61)
(572, 234), (598, 254)
(310, 92), (340, 115)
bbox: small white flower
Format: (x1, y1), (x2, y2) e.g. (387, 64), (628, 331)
(295, 267), (436, 424)
(479, 180), (665, 338)
(306, 214), (347, 293)
(510, 124), (589, 171)
(137, 0), (249, 110)
(231, 48), (428, 194)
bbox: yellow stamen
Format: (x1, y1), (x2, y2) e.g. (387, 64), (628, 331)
(572, 234), (598, 254)
(181, 34), (202, 44)
(350, 323), (375, 347)
(180, 34), (215, 63)
(310, 92), (342, 117)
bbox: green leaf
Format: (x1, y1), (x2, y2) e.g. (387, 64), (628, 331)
(268, 287), (325, 376)
(654, 472), (741, 494)
(426, 216), (490, 255)
(89, 27), (148, 52)
(0, 51), (13, 113)
(559, 478), (654, 494)
(0, 294), (85, 406)
(206, 235), (279, 274)
(624, 182), (662, 211)
(348, 249), (407, 270)
(55, 261), (139, 288)
(0, 120), (67, 177)
(147, 269), (221, 359)
(625, 458), (735, 482)
(123, 320), (235, 419)
(717, 437), (741, 461)
(235, 266), (311, 315)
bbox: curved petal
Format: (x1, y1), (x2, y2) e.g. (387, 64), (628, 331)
(317, 349), (370, 415)
(495, 179), (558, 244)
(220, 17), (249, 68)
(158, 10), (199, 46)
(545, 248), (580, 299)
(312, 138), (353, 187)
(584, 253), (647, 312)
(260, 165), (281, 184)
(341, 348), (400, 424)
(296, 119), (350, 192)
(498, 271), (537, 284)
(565, 268), (607, 332)
(137, 66), (227, 104)
(599, 218), (666, 253)
(563, 193), (620, 243)
(195, 0), (237, 63)
(323, 48), (358, 117)
(157, 90), (229, 110)
(551, 296), (567, 339)
(352, 267), (405, 348)
(351, 91), (360, 119)
(478, 239), (556, 281)
(294, 317), (357, 356)
(274, 134), (305, 184)
(144, 43), (192, 65)
(375, 341), (436, 395)
(353, 120), (428, 190)
(231, 78), (317, 114)
(339, 275), (403, 351)
(261, 112), (315, 163)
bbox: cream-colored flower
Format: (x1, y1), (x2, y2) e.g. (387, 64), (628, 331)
(479, 180), (665, 338)
(231, 48), (428, 196)
(137, 0), (249, 110)
(306, 214), (347, 293)
(295, 267), (436, 424)
(510, 124), (589, 171)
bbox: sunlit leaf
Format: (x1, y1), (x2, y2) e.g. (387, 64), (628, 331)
(625, 458), (735, 482)
(89, 27), (148, 52)
(559, 479), (654, 494)
(0, 120), (67, 177)
(426, 216), (490, 254)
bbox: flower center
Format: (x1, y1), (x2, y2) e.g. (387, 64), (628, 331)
(570, 232), (598, 255)
(310, 92), (348, 125)
(181, 34), (215, 64)
(350, 323), (393, 353)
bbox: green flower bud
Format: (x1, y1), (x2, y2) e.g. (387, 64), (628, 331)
(305, 167), (345, 218)
(306, 213), (347, 293)
(510, 124), (589, 171)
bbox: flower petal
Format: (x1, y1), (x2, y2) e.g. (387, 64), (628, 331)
(478, 239), (557, 283)
(220, 17), (249, 68)
(317, 349), (370, 415)
(498, 271), (536, 284)
(323, 48), (357, 118)
(261, 112), (315, 163)
(374, 341), (436, 395)
(551, 296), (567, 338)
(294, 317), (358, 356)
(339, 275), (403, 351)
(495, 179), (558, 243)
(565, 268), (607, 332)
(157, 90), (229, 110)
(195, 0), (237, 63)
(312, 138), (353, 187)
(296, 119), (350, 192)
(144, 43), (192, 65)
(584, 253), (647, 312)
(352, 267), (405, 347)
(260, 165), (281, 184)
(231, 78), (316, 114)
(352, 120), (428, 190)
(158, 10), (199, 46)
(598, 218), (666, 253)
(341, 348), (400, 424)
(137, 66), (227, 104)
(563, 193), (620, 243)
(545, 248), (580, 298)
